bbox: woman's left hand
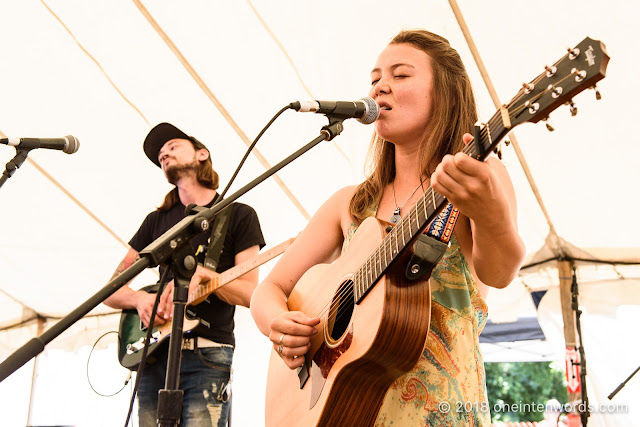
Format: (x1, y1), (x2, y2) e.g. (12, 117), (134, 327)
(430, 133), (508, 226)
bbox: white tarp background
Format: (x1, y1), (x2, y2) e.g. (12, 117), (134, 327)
(0, 1), (638, 426)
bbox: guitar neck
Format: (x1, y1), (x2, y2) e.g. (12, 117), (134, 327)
(189, 238), (295, 305)
(352, 112), (511, 303)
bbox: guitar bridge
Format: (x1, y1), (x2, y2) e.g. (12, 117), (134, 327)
(126, 330), (162, 354)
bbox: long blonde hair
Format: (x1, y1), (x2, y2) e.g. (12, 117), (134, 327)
(349, 29), (478, 225)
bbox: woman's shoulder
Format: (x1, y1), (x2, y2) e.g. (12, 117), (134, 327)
(333, 184), (358, 201)
(318, 184), (358, 211)
(308, 185), (359, 233)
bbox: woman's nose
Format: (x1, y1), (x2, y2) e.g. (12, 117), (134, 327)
(372, 79), (390, 96)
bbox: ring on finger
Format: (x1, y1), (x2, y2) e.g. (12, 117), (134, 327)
(277, 344), (283, 355)
(278, 333), (286, 345)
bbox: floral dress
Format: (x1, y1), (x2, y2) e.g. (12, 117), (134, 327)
(343, 210), (491, 426)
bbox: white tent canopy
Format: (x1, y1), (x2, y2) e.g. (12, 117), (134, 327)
(1, 1), (638, 426)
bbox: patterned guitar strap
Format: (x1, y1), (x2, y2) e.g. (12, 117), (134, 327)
(404, 202), (459, 281)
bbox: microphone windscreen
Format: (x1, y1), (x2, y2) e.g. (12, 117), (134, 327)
(64, 135), (80, 154)
(359, 97), (380, 124)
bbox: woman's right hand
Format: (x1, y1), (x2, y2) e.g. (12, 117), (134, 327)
(269, 311), (320, 369)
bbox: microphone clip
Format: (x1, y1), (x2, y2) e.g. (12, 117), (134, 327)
(320, 119), (345, 142)
(0, 148), (32, 189)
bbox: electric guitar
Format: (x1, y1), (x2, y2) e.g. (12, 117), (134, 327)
(264, 37), (609, 426)
(118, 237), (294, 370)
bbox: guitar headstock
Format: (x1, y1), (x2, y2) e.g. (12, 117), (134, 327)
(508, 37), (609, 127)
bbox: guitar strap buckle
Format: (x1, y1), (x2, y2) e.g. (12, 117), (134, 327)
(404, 202), (458, 281)
(405, 234), (449, 281)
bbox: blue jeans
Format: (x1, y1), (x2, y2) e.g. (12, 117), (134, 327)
(137, 346), (233, 427)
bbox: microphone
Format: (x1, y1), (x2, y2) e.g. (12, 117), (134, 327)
(289, 97), (380, 124)
(0, 135), (79, 154)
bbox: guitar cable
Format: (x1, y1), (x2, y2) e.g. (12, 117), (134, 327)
(85, 330), (131, 397)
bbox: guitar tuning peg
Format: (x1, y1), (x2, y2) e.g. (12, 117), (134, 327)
(569, 101), (578, 116)
(522, 82), (534, 93)
(567, 47), (580, 60)
(592, 85), (602, 100)
(543, 117), (555, 132)
(545, 65), (557, 77)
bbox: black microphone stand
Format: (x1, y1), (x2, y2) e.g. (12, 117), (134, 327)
(155, 243), (197, 427)
(0, 118), (346, 425)
(0, 147), (31, 188)
(571, 266), (589, 426)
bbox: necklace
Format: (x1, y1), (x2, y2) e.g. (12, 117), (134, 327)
(389, 176), (428, 224)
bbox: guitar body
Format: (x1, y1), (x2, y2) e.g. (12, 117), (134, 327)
(265, 218), (431, 426)
(118, 306), (200, 370)
(118, 238), (295, 370)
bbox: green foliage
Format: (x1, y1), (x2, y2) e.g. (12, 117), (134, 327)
(485, 361), (569, 422)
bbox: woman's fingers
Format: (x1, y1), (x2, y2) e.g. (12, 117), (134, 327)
(269, 311), (320, 369)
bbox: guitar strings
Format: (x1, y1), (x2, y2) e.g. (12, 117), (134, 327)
(315, 111), (522, 324)
(315, 147), (481, 323)
(312, 66), (577, 325)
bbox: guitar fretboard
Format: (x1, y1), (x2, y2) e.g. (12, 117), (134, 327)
(189, 238), (294, 305)
(351, 109), (508, 304)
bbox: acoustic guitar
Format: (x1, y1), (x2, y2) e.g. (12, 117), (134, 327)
(118, 237), (294, 369)
(265, 37), (608, 426)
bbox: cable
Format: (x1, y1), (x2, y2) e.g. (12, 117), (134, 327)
(86, 331), (130, 397)
(218, 105), (292, 199)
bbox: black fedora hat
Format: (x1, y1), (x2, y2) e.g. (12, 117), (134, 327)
(143, 122), (209, 168)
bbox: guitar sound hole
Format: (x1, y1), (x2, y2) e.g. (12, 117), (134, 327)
(328, 279), (355, 342)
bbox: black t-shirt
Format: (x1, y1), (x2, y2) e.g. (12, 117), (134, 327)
(129, 198), (265, 347)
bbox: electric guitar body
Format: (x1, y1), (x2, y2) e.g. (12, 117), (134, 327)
(118, 238), (294, 369)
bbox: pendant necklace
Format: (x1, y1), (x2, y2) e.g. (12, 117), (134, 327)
(389, 176), (428, 224)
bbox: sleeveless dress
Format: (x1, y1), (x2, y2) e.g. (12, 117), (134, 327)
(342, 208), (491, 426)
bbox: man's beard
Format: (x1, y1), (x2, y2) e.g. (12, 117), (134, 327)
(165, 159), (199, 184)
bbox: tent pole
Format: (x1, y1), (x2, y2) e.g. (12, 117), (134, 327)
(447, 0), (562, 252)
(26, 316), (45, 427)
(448, 3), (588, 424)
(558, 260), (586, 426)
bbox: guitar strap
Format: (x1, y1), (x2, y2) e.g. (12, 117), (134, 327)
(204, 202), (233, 272)
(425, 202), (459, 244)
(405, 203), (459, 281)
